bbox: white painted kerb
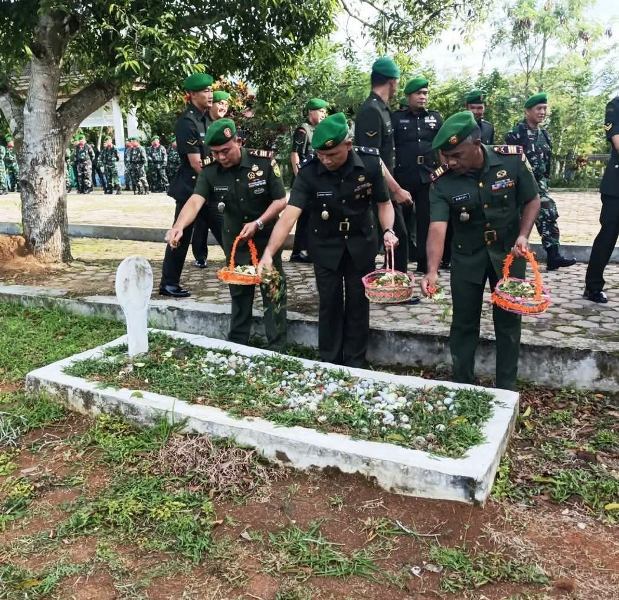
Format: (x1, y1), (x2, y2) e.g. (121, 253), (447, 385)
(25, 330), (518, 504)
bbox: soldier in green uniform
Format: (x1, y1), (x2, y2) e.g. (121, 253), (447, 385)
(259, 113), (398, 368)
(75, 134), (95, 193)
(392, 76), (443, 273)
(421, 111), (540, 391)
(147, 136), (168, 192)
(289, 97), (328, 263)
(100, 136), (121, 194)
(584, 94), (619, 303)
(123, 138), (133, 191)
(166, 136), (181, 182)
(505, 93), (575, 270)
(465, 90), (494, 145)
(129, 138), (149, 194)
(209, 90), (230, 121)
(0, 143), (7, 195)
(4, 136), (18, 192)
(354, 56), (412, 274)
(165, 119), (287, 349)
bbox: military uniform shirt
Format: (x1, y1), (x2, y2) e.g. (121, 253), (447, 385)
(392, 108), (442, 185)
(601, 96), (619, 197)
(354, 92), (395, 172)
(193, 148), (285, 262)
(169, 103), (212, 202)
(291, 123), (314, 162)
(477, 119), (495, 145)
(505, 121), (552, 184)
(289, 147), (389, 271)
(430, 145), (538, 283)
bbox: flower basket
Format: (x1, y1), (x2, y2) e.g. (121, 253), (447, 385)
(491, 250), (551, 315)
(362, 246), (414, 304)
(217, 236), (261, 285)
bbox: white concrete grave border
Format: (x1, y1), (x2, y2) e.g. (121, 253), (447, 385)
(26, 330), (518, 505)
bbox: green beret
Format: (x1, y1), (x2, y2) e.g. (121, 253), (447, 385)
(404, 77), (429, 95)
(77, 134), (86, 141)
(169, 135), (176, 142)
(204, 118), (237, 146)
(183, 72), (214, 91)
(465, 90), (485, 104)
(151, 135), (160, 142)
(103, 136), (112, 142)
(306, 97), (328, 111)
(5, 135), (13, 142)
(312, 112), (349, 150)
(213, 90), (230, 102)
(524, 92), (548, 109)
(432, 111), (478, 152)
(371, 56), (400, 79)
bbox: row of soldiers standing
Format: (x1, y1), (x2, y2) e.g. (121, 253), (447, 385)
(0, 136), (19, 194)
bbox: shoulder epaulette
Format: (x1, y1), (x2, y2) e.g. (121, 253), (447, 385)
(354, 146), (380, 156)
(429, 163), (450, 182)
(299, 154), (316, 169)
(248, 148), (274, 159)
(493, 145), (523, 155)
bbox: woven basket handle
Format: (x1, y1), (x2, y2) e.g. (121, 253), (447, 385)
(228, 235), (259, 271)
(385, 244), (395, 274)
(502, 249), (543, 301)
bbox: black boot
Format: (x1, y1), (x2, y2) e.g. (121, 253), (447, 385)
(546, 246), (576, 270)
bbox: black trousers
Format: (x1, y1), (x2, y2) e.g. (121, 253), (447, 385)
(401, 182), (431, 272)
(291, 208), (311, 255)
(585, 194), (619, 292)
(191, 203), (224, 263)
(314, 249), (373, 368)
(160, 201), (223, 288)
(376, 201), (408, 272)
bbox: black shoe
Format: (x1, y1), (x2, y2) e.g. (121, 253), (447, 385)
(546, 246), (576, 270)
(193, 259), (207, 269)
(583, 289), (608, 303)
(290, 252), (312, 263)
(407, 296), (421, 305)
(159, 285), (191, 298)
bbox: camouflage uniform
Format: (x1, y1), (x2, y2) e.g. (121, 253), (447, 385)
(146, 144), (168, 192)
(4, 145), (18, 192)
(505, 122), (558, 249)
(166, 143), (180, 181)
(124, 144), (133, 190)
(100, 144), (121, 194)
(65, 148), (75, 192)
(75, 143), (95, 193)
(129, 143), (149, 194)
(0, 146), (7, 194)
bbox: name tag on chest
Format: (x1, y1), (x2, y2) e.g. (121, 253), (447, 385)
(452, 193), (470, 204)
(214, 186), (229, 192)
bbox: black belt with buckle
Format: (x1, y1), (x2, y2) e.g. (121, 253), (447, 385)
(416, 156), (425, 165)
(484, 229), (497, 244)
(338, 221), (350, 232)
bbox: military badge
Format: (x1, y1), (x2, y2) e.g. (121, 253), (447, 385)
(248, 172), (256, 180)
(358, 175), (366, 182)
(272, 162), (281, 178)
(449, 135), (458, 145)
(223, 127), (232, 139)
(496, 170), (507, 178)
(256, 170), (264, 177)
(252, 164), (259, 171)
(325, 140), (335, 148)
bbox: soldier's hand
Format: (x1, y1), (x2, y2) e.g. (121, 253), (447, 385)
(393, 187), (413, 206)
(239, 221), (258, 240)
(383, 230), (398, 250)
(257, 254), (273, 278)
(512, 235), (529, 258)
(165, 227), (183, 248)
(421, 272), (439, 297)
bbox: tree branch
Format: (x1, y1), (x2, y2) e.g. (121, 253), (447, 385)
(0, 84), (25, 139)
(57, 79), (120, 137)
(338, 0), (375, 29)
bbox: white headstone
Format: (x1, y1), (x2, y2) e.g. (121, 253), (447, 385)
(115, 257), (153, 357)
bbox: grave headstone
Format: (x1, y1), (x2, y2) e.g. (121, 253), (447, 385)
(115, 256), (153, 356)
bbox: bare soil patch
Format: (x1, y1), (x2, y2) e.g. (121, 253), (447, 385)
(0, 235), (55, 275)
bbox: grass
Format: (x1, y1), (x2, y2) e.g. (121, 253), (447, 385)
(0, 302), (124, 383)
(65, 332), (496, 457)
(428, 544), (549, 593)
(263, 521), (384, 582)
(0, 562), (88, 599)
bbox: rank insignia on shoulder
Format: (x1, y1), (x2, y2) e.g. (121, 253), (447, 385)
(429, 163), (450, 182)
(354, 146), (379, 156)
(493, 145), (523, 155)
(604, 123), (612, 131)
(248, 148), (274, 159)
(364, 131), (378, 137)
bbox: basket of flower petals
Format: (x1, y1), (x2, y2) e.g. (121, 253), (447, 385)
(217, 235), (262, 285)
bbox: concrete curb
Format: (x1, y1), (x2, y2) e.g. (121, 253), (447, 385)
(1, 285), (618, 392)
(26, 330), (518, 504)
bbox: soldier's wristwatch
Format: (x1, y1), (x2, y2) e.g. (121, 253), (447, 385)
(383, 228), (395, 235)
(255, 219), (264, 231)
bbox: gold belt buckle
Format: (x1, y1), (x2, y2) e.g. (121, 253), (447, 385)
(484, 229), (497, 244)
(416, 156), (425, 165)
(339, 221), (350, 232)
